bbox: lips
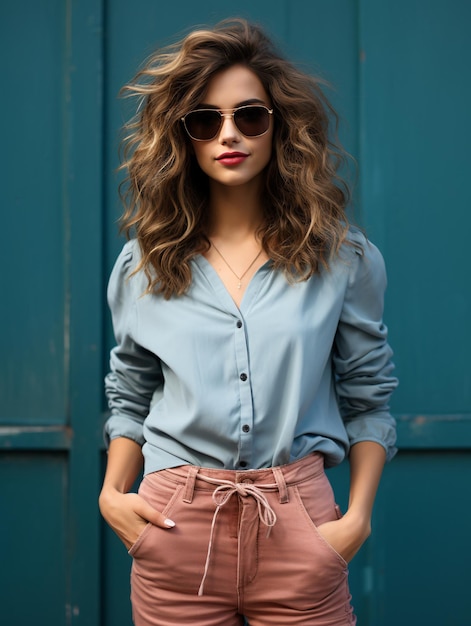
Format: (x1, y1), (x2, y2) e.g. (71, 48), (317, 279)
(216, 152), (249, 166)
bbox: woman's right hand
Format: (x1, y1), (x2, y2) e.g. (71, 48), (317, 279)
(99, 438), (176, 549)
(99, 487), (175, 550)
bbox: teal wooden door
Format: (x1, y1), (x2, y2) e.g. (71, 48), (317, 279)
(1, 1), (104, 624)
(1, 1), (469, 625)
(357, 2), (471, 623)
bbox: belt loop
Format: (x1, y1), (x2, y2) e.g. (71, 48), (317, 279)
(272, 466), (289, 504)
(182, 466), (199, 503)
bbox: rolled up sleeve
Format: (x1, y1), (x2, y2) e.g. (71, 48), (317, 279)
(104, 241), (163, 447)
(333, 236), (398, 461)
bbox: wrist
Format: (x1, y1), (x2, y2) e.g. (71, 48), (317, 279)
(99, 485), (123, 511)
(343, 509), (372, 538)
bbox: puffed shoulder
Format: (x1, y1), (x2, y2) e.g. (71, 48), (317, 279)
(107, 238), (145, 309)
(344, 225), (367, 252)
(340, 226), (387, 291)
(112, 238), (141, 275)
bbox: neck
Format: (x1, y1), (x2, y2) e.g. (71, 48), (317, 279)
(207, 179), (265, 241)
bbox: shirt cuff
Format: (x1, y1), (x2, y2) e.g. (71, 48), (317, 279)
(103, 414), (145, 449)
(345, 415), (397, 462)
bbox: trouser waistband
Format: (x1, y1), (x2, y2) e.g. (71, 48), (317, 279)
(163, 451), (325, 504)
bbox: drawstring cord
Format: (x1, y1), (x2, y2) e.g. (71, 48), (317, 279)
(196, 478), (277, 596)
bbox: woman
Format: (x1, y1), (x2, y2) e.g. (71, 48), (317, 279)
(99, 18), (398, 626)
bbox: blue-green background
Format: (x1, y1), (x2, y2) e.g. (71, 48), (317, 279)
(1, 1), (470, 624)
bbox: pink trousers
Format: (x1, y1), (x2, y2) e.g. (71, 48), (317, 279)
(129, 453), (356, 625)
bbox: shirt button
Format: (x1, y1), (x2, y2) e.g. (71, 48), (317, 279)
(240, 373), (247, 381)
(242, 424), (250, 433)
(239, 461), (248, 468)
(236, 320), (243, 328)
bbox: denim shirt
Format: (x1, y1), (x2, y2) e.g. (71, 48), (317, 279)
(104, 229), (398, 475)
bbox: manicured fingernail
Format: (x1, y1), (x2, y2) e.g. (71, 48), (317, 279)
(164, 519), (175, 527)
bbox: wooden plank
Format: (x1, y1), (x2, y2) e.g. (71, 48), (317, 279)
(396, 414), (471, 449)
(372, 451), (471, 625)
(0, 426), (72, 450)
(65, 0), (104, 624)
(359, 0), (471, 417)
(0, 453), (68, 624)
(1, 0), (67, 425)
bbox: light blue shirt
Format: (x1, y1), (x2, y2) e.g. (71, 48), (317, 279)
(104, 228), (398, 475)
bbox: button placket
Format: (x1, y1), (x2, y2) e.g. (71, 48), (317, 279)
(233, 312), (253, 468)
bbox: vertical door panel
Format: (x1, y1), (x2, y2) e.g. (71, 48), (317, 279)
(373, 452), (471, 625)
(1, 0), (104, 624)
(360, 1), (471, 623)
(0, 453), (68, 624)
(1, 0), (67, 423)
(360, 0), (471, 414)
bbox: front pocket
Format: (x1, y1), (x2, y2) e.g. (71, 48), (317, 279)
(128, 480), (183, 558)
(128, 522), (153, 557)
(293, 485), (348, 568)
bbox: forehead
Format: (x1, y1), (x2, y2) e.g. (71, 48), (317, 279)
(201, 64), (270, 106)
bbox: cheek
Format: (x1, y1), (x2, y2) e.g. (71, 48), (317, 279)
(191, 144), (211, 173)
(259, 135), (273, 167)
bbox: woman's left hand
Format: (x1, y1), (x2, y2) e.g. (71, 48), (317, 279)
(316, 512), (371, 563)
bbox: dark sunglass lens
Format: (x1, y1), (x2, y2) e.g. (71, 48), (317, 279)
(185, 110), (221, 140)
(234, 107), (269, 136)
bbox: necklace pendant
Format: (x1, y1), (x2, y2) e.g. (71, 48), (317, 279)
(209, 241), (263, 293)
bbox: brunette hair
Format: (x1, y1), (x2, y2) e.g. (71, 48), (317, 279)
(119, 18), (352, 298)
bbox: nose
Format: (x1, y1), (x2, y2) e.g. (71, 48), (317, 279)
(218, 113), (241, 143)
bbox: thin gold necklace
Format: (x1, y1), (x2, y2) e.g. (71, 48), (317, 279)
(211, 241), (263, 289)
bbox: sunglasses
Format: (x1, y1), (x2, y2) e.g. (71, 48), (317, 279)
(181, 105), (273, 141)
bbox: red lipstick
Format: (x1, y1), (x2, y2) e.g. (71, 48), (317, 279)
(216, 151), (249, 166)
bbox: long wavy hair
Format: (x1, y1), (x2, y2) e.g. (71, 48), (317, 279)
(119, 18), (353, 298)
